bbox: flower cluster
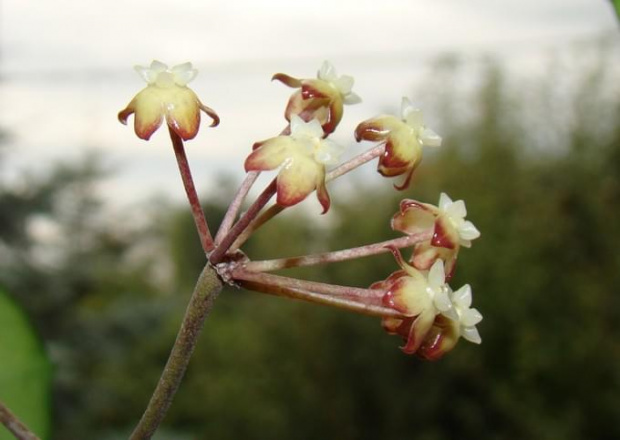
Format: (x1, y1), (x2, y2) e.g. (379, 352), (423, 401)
(118, 60), (485, 361)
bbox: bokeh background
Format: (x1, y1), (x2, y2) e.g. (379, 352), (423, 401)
(1, 1), (619, 439)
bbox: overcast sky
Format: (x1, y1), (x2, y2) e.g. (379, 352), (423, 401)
(0, 0), (617, 207)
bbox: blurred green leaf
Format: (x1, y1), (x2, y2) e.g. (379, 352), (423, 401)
(613, 0), (620, 19)
(0, 291), (52, 440)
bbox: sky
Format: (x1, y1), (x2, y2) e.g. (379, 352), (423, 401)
(0, 0), (617, 209)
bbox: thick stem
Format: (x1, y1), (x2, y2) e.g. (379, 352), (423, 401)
(0, 401), (40, 440)
(209, 179), (277, 264)
(244, 230), (433, 272)
(169, 127), (215, 253)
(129, 264), (223, 440)
(214, 171), (261, 245)
(239, 279), (402, 318)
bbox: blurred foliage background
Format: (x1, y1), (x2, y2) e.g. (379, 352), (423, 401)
(1, 41), (620, 440)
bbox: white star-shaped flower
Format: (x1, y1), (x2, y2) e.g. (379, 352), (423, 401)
(450, 284), (483, 344)
(438, 193), (481, 247)
(317, 61), (362, 105)
(401, 97), (442, 148)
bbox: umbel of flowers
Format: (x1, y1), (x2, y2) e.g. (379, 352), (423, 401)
(118, 59), (483, 360)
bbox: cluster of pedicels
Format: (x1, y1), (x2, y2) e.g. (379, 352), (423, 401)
(118, 60), (482, 360)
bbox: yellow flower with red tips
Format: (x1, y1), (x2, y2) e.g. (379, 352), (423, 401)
(355, 97), (441, 189)
(244, 116), (345, 213)
(273, 61), (361, 135)
(118, 61), (219, 141)
(392, 193), (481, 280)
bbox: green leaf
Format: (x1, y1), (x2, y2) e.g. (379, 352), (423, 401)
(0, 291), (52, 440)
(613, 0), (620, 20)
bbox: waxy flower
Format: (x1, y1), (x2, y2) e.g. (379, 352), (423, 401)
(392, 193), (480, 280)
(273, 61), (362, 135)
(355, 97), (442, 189)
(374, 257), (458, 355)
(245, 116), (345, 213)
(417, 285), (483, 360)
(118, 61), (219, 141)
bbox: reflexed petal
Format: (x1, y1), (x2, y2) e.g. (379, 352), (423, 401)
(244, 137), (292, 171)
(391, 200), (436, 235)
(128, 89), (165, 140)
(401, 311), (435, 354)
(355, 116), (399, 142)
(165, 88), (202, 140)
(462, 326), (482, 344)
(276, 155), (321, 207)
(417, 316), (460, 360)
(272, 73), (302, 88)
(420, 128), (442, 147)
(316, 176), (331, 214)
(302, 79), (333, 100)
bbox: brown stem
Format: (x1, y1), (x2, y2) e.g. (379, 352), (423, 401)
(0, 401), (40, 440)
(244, 230), (433, 272)
(209, 179), (277, 264)
(129, 264), (222, 440)
(169, 127), (215, 253)
(239, 279), (402, 318)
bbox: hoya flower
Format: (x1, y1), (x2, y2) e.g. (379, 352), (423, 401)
(355, 97), (442, 190)
(392, 193), (480, 279)
(373, 257), (458, 355)
(244, 116), (345, 213)
(273, 60), (362, 135)
(118, 61), (219, 141)
(417, 285), (483, 360)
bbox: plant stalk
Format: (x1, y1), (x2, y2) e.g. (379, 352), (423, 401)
(129, 264), (222, 440)
(0, 401), (40, 440)
(169, 127), (215, 253)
